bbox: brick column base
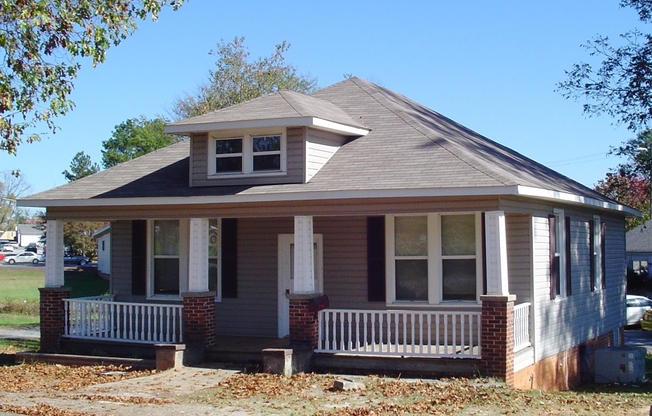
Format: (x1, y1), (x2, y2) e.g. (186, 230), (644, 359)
(181, 292), (216, 348)
(39, 287), (71, 353)
(480, 294), (515, 384)
(288, 295), (320, 349)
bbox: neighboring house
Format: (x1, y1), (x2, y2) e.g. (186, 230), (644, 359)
(0, 230), (16, 241)
(626, 219), (652, 276)
(15, 224), (44, 247)
(19, 77), (635, 391)
(93, 225), (111, 279)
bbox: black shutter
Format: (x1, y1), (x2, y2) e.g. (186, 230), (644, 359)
(601, 222), (606, 289)
(221, 218), (238, 298)
(367, 216), (386, 302)
(589, 220), (596, 292)
(565, 216), (572, 296)
(131, 220), (147, 296)
(549, 215), (559, 300)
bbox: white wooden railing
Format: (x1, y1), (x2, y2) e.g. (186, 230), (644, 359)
(64, 296), (183, 344)
(317, 309), (481, 358)
(513, 302), (531, 352)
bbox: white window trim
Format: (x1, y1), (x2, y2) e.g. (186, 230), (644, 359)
(385, 212), (483, 306)
(147, 219), (189, 300)
(592, 214), (603, 292)
(209, 218), (223, 301)
(208, 129), (287, 178)
(553, 208), (567, 299)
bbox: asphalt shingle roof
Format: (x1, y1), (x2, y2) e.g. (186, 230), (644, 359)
(21, 77), (620, 206)
(627, 220), (652, 252)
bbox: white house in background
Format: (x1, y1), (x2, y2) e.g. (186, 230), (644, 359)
(93, 225), (111, 278)
(16, 224), (44, 247)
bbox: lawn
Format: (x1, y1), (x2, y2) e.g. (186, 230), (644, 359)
(0, 267), (109, 327)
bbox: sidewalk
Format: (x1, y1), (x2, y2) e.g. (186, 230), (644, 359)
(0, 325), (39, 340)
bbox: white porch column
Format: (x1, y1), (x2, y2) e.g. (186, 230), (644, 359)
(44, 219), (64, 287)
(293, 215), (315, 294)
(187, 218), (209, 293)
(484, 211), (510, 296)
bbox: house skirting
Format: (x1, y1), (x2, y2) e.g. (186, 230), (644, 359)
(513, 330), (617, 391)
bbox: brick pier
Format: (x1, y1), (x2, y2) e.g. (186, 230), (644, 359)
(480, 294), (515, 384)
(39, 287), (71, 353)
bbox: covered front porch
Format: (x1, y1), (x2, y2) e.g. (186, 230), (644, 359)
(40, 210), (533, 381)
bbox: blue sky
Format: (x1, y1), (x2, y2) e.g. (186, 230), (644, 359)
(1, 1), (644, 197)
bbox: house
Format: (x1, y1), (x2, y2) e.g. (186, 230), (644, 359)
(93, 225), (111, 279)
(19, 77), (635, 391)
(625, 219), (652, 285)
(15, 224), (44, 247)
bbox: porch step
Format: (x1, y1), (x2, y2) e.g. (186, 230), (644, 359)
(206, 336), (291, 365)
(313, 353), (480, 378)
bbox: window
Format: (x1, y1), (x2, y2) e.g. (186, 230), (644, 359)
(152, 220), (180, 295)
(549, 210), (570, 299)
(590, 216), (605, 291)
(210, 132), (286, 176)
(387, 213), (481, 304)
(148, 220), (188, 298)
(441, 215), (477, 301)
(208, 219), (220, 295)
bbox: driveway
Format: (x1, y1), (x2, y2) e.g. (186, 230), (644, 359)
(624, 327), (652, 354)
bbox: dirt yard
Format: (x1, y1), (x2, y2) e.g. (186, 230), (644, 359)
(0, 359), (651, 415)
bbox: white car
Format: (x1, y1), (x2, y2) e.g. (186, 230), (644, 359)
(4, 252), (44, 265)
(626, 295), (652, 326)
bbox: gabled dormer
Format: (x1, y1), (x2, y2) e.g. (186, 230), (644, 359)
(164, 90), (370, 187)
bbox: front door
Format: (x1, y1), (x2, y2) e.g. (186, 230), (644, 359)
(277, 234), (323, 338)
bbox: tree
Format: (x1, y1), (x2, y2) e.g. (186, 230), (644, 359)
(0, 0), (184, 155)
(101, 116), (181, 168)
(595, 172), (649, 229)
(63, 220), (101, 258)
(599, 129), (652, 229)
(62, 151), (100, 182)
(0, 171), (30, 231)
(557, 0), (652, 132)
(171, 37), (318, 120)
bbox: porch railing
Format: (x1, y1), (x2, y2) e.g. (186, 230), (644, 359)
(316, 309), (481, 358)
(513, 302), (531, 352)
(64, 296), (183, 344)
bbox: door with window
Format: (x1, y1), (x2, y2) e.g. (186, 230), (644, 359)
(277, 234), (323, 337)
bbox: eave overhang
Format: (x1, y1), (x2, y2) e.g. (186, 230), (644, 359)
(164, 116), (370, 137)
(18, 185), (640, 217)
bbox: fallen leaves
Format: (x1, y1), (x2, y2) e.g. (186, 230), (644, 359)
(0, 362), (154, 393)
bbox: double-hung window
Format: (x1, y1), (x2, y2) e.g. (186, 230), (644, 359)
(387, 213), (482, 304)
(149, 219), (188, 297)
(210, 132), (286, 176)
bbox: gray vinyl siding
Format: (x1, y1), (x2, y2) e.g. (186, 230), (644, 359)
(109, 221), (133, 300)
(531, 213), (626, 362)
(214, 217), (292, 337)
(190, 128), (304, 187)
(314, 216), (384, 309)
(305, 128), (346, 182)
(506, 214), (531, 304)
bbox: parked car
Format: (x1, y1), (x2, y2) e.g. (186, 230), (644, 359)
(4, 252), (44, 264)
(0, 243), (16, 252)
(63, 254), (89, 266)
(626, 294), (652, 326)
(642, 310), (652, 331)
(25, 243), (38, 253)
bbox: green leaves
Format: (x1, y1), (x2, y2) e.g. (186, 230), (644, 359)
(0, 0), (184, 155)
(101, 116), (182, 168)
(172, 37), (318, 120)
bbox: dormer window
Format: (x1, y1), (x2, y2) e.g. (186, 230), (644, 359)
(209, 130), (286, 177)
